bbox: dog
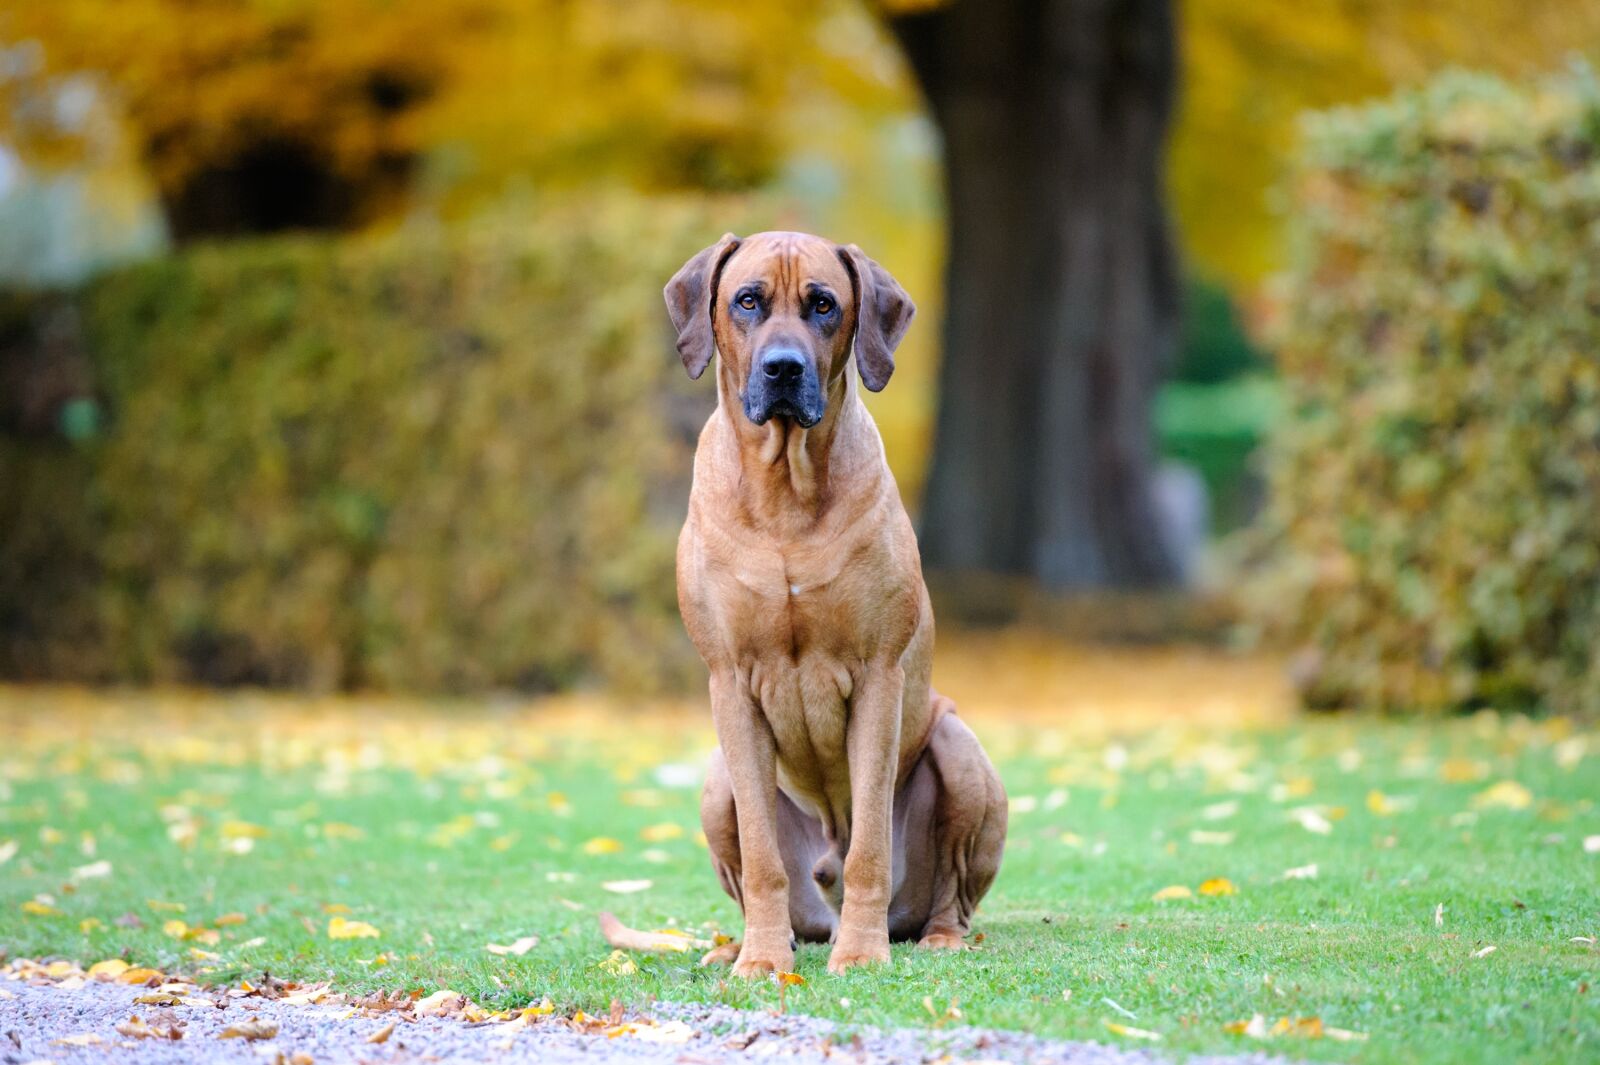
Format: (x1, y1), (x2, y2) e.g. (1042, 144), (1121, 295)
(664, 231), (1007, 976)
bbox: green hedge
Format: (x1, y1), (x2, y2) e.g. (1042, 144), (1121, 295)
(1254, 67), (1600, 713)
(0, 202), (724, 692)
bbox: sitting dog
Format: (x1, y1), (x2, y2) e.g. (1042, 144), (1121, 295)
(665, 231), (1007, 976)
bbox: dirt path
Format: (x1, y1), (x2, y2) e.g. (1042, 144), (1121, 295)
(0, 976), (1293, 1065)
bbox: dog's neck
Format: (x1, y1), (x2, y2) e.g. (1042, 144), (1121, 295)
(716, 366), (874, 533)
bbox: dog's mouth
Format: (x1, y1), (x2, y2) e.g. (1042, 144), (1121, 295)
(766, 398), (823, 429)
(745, 395), (824, 429)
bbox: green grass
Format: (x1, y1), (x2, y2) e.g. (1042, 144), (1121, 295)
(0, 687), (1596, 1063)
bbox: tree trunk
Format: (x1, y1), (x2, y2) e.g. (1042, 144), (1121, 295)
(889, 0), (1183, 589)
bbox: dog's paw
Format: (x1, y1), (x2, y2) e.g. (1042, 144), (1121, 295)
(827, 929), (891, 974)
(730, 939), (794, 979)
(699, 940), (741, 967)
(916, 930), (969, 951)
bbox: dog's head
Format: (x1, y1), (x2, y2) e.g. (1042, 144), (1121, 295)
(664, 231), (914, 428)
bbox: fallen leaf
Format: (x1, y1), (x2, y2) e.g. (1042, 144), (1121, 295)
(617, 1019), (695, 1043)
(1152, 885), (1192, 901)
(1282, 863), (1318, 880)
(0, 839), (17, 863)
(486, 935), (540, 956)
(1435, 903), (1445, 927)
(21, 900), (60, 916)
(639, 823), (684, 842)
(1188, 830), (1236, 846)
(53, 1034), (103, 1046)
(88, 959), (131, 980)
(73, 860), (112, 881)
(583, 837), (624, 855)
(213, 912), (247, 926)
(414, 989), (468, 1016)
(1290, 807), (1333, 835)
(1583, 835), (1600, 854)
(775, 971), (806, 987)
(1473, 944), (1497, 958)
(366, 1022), (396, 1044)
(597, 950), (638, 975)
(219, 1019), (279, 1040)
(1224, 1014), (1270, 1039)
(1199, 877), (1239, 896)
(220, 820), (269, 840)
(117, 967), (165, 984)
(117, 1015), (183, 1041)
(1102, 1020), (1162, 1041)
(327, 916), (380, 939)
(601, 879), (653, 894)
(1472, 781), (1533, 811)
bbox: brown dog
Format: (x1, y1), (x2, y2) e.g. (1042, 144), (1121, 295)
(665, 231), (1007, 976)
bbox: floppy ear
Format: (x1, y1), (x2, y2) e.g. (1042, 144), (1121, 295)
(837, 243), (915, 392)
(663, 233), (741, 380)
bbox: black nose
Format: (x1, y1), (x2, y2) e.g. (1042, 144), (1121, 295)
(761, 350), (806, 384)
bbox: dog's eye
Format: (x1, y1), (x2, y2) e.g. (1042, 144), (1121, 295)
(814, 298), (832, 315)
(737, 294), (758, 311)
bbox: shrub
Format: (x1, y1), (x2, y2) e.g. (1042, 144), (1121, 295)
(0, 200), (729, 692)
(1254, 66), (1600, 713)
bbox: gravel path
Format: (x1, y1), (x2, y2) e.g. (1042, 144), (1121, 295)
(0, 976), (1295, 1065)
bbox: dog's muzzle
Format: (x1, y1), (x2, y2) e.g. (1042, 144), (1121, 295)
(743, 347), (824, 428)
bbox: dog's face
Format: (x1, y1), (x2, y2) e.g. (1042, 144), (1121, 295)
(664, 231), (914, 428)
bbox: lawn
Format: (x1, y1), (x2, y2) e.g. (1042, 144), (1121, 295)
(1, 644), (1596, 1064)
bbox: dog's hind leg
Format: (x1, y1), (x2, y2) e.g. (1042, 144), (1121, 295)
(912, 699), (1007, 950)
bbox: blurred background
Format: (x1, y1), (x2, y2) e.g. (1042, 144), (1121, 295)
(1, 0), (1598, 717)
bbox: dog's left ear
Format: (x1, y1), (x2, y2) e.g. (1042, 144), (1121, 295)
(837, 243), (914, 392)
(664, 233), (742, 380)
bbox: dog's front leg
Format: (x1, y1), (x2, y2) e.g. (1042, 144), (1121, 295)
(710, 671), (795, 977)
(829, 661), (903, 973)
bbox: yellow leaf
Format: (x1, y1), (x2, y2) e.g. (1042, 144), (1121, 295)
(1152, 885), (1193, 901)
(367, 1021), (396, 1044)
(1472, 781), (1533, 811)
(221, 820), (269, 840)
(162, 919), (189, 938)
(601, 879), (653, 894)
(1440, 758), (1488, 783)
(88, 959), (131, 980)
(1102, 1020), (1163, 1041)
(213, 912), (247, 926)
(775, 971), (806, 987)
(328, 916), (381, 939)
(21, 900), (60, 916)
(1366, 789), (1395, 816)
(522, 997), (555, 1017)
(639, 823), (684, 842)
(79, 917), (104, 933)
(583, 837), (624, 855)
(597, 950), (638, 975)
(117, 967), (165, 984)
(53, 1033), (103, 1046)
(1199, 877), (1238, 896)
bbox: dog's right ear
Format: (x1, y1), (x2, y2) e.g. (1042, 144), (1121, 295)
(664, 233), (741, 380)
